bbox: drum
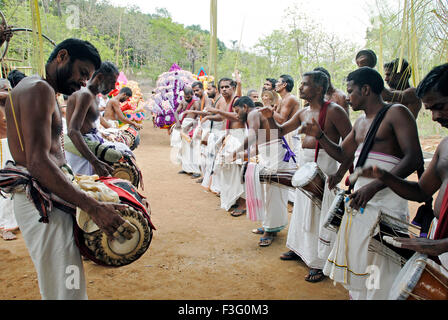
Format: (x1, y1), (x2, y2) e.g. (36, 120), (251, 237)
(323, 188), (346, 231)
(259, 168), (296, 188)
(291, 162), (325, 207)
(74, 178), (155, 267)
(112, 155), (141, 189)
(122, 126), (140, 151)
(389, 253), (448, 300)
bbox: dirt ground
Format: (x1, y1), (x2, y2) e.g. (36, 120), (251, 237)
(0, 123), (439, 300)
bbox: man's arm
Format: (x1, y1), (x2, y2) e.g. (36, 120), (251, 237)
(382, 87), (422, 118)
(272, 97), (296, 124)
(259, 106), (303, 137)
(112, 101), (142, 129)
(19, 83), (131, 239)
(99, 115), (111, 129)
(67, 93), (113, 177)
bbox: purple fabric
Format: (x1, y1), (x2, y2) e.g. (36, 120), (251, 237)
(87, 128), (104, 144)
(169, 63), (182, 72)
(281, 137), (296, 163)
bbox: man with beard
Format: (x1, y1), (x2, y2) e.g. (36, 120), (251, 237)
(103, 87), (142, 129)
(203, 77), (246, 215)
(382, 58), (422, 119)
(260, 70), (352, 281)
(175, 86), (201, 177)
(206, 82), (218, 101)
(64, 61), (132, 177)
(1, 38), (133, 299)
(300, 67), (423, 299)
(359, 63), (448, 288)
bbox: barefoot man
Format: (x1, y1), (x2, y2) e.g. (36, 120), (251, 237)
(300, 67), (423, 299)
(1, 38), (134, 299)
(359, 63), (448, 278)
(261, 70), (352, 282)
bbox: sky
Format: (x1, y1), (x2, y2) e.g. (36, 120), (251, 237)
(108, 0), (378, 50)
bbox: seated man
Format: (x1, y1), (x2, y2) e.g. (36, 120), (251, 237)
(102, 87), (142, 129)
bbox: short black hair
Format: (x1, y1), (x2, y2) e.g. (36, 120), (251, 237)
(7, 69), (26, 88)
(356, 49), (377, 68)
(218, 77), (237, 89)
(416, 63), (448, 98)
(234, 96), (255, 108)
(192, 81), (204, 89)
(384, 58), (411, 78)
(265, 78), (277, 87)
(303, 71), (329, 96)
(279, 74), (294, 92)
(183, 86), (194, 95)
(119, 87), (133, 97)
(347, 67), (384, 95)
(47, 38), (101, 70)
(92, 61), (119, 79)
(313, 67), (331, 81)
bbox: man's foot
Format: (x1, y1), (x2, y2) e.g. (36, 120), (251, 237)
(259, 236), (274, 247)
(230, 209), (246, 217)
(280, 250), (300, 261)
(0, 229), (17, 241)
(196, 178), (204, 184)
(178, 170), (188, 174)
(305, 269), (325, 283)
(191, 173), (201, 179)
(252, 227), (264, 234)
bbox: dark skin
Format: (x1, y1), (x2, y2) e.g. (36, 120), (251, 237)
(360, 88), (448, 256)
(299, 80), (424, 212)
(4, 49), (135, 241)
(260, 75), (352, 281)
(103, 93), (143, 129)
(66, 72), (117, 177)
(174, 90), (200, 131)
(382, 67), (422, 119)
(270, 76), (300, 125)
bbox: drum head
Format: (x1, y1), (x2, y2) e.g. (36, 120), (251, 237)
(83, 206), (152, 267)
(389, 253), (427, 300)
(113, 161), (139, 187)
(292, 162), (319, 188)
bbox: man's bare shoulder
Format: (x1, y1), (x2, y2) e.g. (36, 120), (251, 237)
(14, 76), (53, 98)
(328, 102), (349, 118)
(387, 103), (415, 120)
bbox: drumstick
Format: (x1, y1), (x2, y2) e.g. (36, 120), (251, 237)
(383, 236), (403, 248)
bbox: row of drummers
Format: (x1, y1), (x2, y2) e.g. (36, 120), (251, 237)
(169, 96), (448, 301)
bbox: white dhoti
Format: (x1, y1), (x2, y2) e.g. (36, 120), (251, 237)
(323, 148), (409, 300)
(285, 129), (301, 203)
(197, 120), (211, 178)
(202, 121), (225, 193)
(257, 139), (296, 232)
(180, 118), (201, 174)
(13, 192), (88, 300)
(218, 129), (246, 211)
(0, 138), (18, 231)
(286, 148), (339, 269)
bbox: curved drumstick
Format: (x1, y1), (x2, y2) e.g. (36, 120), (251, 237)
(383, 236), (403, 248)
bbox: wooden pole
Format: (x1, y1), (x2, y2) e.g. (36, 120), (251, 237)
(115, 9), (123, 67)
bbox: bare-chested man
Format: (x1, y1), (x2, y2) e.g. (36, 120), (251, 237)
(176, 86), (201, 176)
(382, 58), (422, 119)
(103, 87), (142, 129)
(261, 70), (352, 282)
(65, 61), (123, 177)
(359, 63), (448, 277)
(2, 38), (133, 299)
(300, 67), (423, 299)
(203, 77), (246, 215)
(314, 67), (349, 115)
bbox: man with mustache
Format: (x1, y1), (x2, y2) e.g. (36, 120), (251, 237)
(2, 38), (132, 299)
(65, 61), (126, 177)
(359, 63), (448, 281)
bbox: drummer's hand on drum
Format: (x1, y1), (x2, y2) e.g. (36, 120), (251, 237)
(133, 122), (143, 130)
(258, 106), (274, 118)
(92, 159), (114, 177)
(299, 118), (322, 138)
(328, 173), (343, 190)
(89, 202), (137, 241)
(390, 237), (448, 257)
(348, 182), (379, 212)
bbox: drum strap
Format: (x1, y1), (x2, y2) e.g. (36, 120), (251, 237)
(180, 99), (195, 124)
(434, 188), (448, 241)
(347, 104), (392, 193)
(314, 101), (331, 162)
(225, 96), (240, 130)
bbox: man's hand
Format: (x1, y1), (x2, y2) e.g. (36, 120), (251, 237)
(348, 182), (380, 211)
(92, 159), (114, 177)
(299, 118), (322, 137)
(328, 173), (344, 190)
(0, 23), (13, 45)
(132, 122), (143, 130)
(89, 202), (137, 241)
(359, 165), (386, 180)
(389, 237), (448, 257)
(258, 106), (274, 119)
(234, 69), (241, 84)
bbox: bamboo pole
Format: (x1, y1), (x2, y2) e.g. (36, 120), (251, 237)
(115, 9), (124, 67)
(209, 0), (218, 83)
(30, 0), (45, 77)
